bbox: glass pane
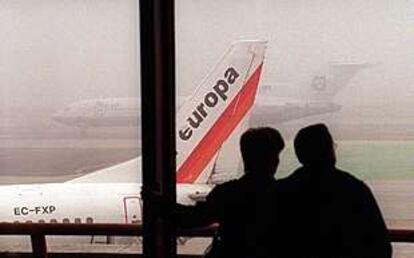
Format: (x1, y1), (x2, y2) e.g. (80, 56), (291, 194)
(0, 0), (141, 250)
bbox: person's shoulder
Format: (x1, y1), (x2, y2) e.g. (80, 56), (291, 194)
(334, 168), (371, 192)
(335, 168), (363, 183)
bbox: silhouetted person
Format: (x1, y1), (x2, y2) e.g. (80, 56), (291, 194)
(279, 124), (392, 258)
(174, 127), (285, 258)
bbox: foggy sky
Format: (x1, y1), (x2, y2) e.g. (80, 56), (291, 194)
(0, 0), (413, 129)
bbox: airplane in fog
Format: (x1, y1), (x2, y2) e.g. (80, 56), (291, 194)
(0, 41), (266, 231)
(52, 62), (369, 128)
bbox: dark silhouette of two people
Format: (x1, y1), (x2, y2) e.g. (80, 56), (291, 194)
(173, 124), (392, 258)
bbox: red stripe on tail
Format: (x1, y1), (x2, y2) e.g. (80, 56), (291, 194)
(177, 63), (263, 183)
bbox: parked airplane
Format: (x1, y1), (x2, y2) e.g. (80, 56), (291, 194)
(52, 63), (368, 128)
(0, 40), (266, 228)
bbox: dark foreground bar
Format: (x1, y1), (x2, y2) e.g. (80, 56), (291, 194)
(389, 229), (414, 243)
(139, 0), (177, 257)
(0, 223), (412, 258)
(0, 223), (409, 241)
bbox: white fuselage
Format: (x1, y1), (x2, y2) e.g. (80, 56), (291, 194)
(0, 183), (212, 224)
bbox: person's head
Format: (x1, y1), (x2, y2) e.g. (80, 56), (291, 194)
(240, 127), (285, 176)
(294, 123), (336, 167)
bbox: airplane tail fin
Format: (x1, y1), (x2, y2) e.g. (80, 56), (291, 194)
(66, 40), (267, 184)
(176, 40), (267, 184)
(306, 63), (370, 101)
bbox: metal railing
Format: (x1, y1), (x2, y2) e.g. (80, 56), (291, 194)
(0, 223), (412, 258)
